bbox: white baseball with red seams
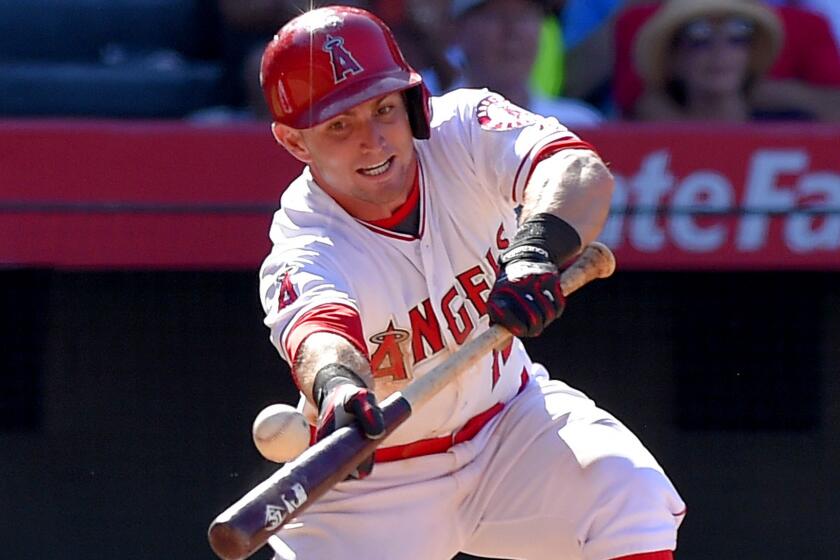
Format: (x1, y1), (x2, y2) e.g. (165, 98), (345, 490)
(259, 88), (685, 560)
(252, 403), (311, 463)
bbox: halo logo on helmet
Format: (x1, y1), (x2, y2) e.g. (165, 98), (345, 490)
(323, 35), (364, 83)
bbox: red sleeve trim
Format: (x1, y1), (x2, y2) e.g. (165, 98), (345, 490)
(513, 137), (599, 203)
(611, 551), (673, 560)
(285, 303), (369, 385)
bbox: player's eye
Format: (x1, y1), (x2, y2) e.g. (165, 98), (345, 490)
(328, 119), (347, 132)
(377, 104), (394, 116)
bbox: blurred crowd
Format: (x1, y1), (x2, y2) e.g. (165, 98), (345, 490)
(4, 0), (840, 125)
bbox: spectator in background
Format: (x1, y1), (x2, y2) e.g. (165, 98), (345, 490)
(749, 1), (840, 120)
(194, 0), (455, 122)
(192, 0), (326, 122)
(201, 0), (324, 121)
(633, 0), (785, 121)
(528, 0), (565, 100)
(449, 0), (604, 127)
(561, 0), (652, 114)
(377, 0), (458, 94)
(615, 0), (840, 120)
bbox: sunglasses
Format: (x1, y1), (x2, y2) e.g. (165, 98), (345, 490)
(676, 17), (756, 49)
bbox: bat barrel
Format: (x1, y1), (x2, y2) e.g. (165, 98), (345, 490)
(208, 461), (311, 560)
(208, 522), (255, 560)
(208, 429), (381, 559)
(208, 397), (413, 560)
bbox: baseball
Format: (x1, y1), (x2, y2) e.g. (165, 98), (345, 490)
(252, 403), (311, 463)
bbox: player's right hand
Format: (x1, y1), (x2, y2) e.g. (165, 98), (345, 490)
(315, 383), (385, 479)
(487, 246), (566, 338)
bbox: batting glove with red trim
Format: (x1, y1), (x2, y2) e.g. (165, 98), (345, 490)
(313, 365), (385, 479)
(487, 247), (567, 338)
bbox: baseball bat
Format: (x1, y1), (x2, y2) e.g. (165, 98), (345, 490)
(208, 242), (616, 560)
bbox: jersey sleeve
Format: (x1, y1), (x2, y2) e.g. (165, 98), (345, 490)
(284, 302), (367, 367)
(433, 88), (596, 206)
(259, 244), (363, 368)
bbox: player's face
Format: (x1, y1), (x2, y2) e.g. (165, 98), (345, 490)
(274, 92), (417, 221)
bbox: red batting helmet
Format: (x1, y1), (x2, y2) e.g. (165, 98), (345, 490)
(260, 6), (431, 139)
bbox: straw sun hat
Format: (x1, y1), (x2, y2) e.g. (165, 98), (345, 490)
(634, 0), (784, 90)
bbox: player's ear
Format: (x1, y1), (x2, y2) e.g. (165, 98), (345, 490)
(272, 122), (312, 163)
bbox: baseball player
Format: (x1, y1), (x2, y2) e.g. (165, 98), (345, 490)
(258, 6), (685, 560)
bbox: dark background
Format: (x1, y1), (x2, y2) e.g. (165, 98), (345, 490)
(2, 268), (837, 559)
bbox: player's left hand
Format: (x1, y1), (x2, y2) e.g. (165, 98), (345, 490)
(315, 383), (385, 479)
(487, 247), (566, 338)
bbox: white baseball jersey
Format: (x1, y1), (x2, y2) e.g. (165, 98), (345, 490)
(259, 88), (591, 447)
(260, 88), (686, 560)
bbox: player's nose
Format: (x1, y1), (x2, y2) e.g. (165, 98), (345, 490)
(358, 120), (387, 153)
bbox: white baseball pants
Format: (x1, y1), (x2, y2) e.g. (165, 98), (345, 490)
(270, 372), (685, 560)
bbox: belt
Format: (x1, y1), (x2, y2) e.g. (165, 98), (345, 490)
(374, 367), (530, 463)
(374, 401), (504, 463)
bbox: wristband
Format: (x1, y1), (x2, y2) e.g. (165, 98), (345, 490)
(312, 363), (367, 409)
(502, 213), (582, 266)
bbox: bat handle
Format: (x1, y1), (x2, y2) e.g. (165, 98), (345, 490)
(560, 241), (616, 296)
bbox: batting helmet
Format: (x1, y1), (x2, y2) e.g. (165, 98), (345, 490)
(260, 6), (431, 139)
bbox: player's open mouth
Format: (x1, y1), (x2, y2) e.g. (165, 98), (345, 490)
(358, 156), (394, 177)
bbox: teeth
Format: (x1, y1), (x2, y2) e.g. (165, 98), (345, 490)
(360, 158), (391, 176)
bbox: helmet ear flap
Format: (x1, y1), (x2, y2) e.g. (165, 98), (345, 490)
(404, 84), (431, 140)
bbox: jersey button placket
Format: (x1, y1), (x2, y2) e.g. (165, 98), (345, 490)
(419, 233), (470, 439)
